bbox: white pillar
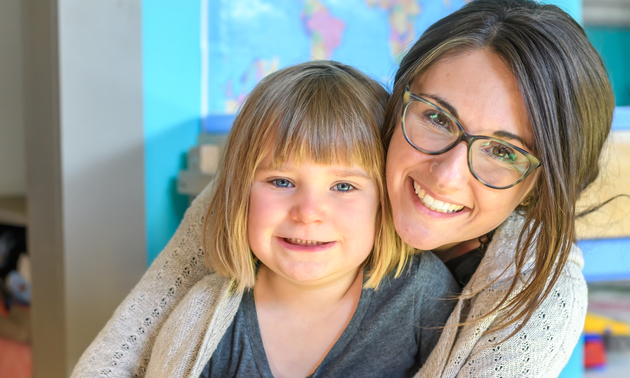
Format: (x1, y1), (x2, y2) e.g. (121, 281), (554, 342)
(22, 1), (146, 376)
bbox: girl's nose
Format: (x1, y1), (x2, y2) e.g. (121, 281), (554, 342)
(290, 189), (327, 224)
(431, 142), (470, 191)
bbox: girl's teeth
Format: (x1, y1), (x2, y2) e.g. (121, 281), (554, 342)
(413, 181), (464, 214)
(287, 238), (324, 246)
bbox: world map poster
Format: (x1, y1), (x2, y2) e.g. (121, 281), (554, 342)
(204, 0), (468, 129)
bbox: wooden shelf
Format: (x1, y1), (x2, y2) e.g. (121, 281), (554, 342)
(0, 196), (27, 227)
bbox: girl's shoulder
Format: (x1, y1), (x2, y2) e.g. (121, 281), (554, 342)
(407, 251), (457, 288)
(391, 250), (451, 276)
(374, 251), (459, 305)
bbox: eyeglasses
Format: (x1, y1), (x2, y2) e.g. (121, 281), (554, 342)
(401, 85), (541, 189)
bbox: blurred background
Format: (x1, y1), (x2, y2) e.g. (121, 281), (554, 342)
(0, 0), (628, 377)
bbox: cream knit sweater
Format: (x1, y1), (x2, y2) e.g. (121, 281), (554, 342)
(71, 184), (587, 378)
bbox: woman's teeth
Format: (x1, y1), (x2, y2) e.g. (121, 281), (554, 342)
(413, 182), (464, 214)
(285, 238), (326, 246)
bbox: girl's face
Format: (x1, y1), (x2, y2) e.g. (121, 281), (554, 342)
(386, 49), (539, 252)
(248, 156), (379, 288)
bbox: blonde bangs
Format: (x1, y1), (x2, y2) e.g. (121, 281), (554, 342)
(255, 71), (384, 179)
(266, 118), (381, 180)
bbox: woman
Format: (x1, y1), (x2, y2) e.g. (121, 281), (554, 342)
(71, 1), (614, 377)
(383, 1), (612, 376)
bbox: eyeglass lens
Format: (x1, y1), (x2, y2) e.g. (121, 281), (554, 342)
(403, 99), (532, 188)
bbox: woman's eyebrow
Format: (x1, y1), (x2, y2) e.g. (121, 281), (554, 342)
(492, 130), (531, 149)
(417, 92), (460, 119)
(418, 92), (532, 150)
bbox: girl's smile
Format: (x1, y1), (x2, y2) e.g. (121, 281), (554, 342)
(277, 237), (336, 252)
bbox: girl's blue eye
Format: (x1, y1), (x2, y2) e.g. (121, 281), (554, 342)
(271, 179), (293, 188)
(333, 183), (355, 192)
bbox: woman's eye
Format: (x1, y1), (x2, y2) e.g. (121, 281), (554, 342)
(333, 183), (355, 192)
(492, 145), (516, 161)
(427, 111), (449, 127)
(271, 179), (293, 188)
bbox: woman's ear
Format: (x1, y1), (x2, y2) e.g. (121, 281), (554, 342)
(518, 169), (541, 208)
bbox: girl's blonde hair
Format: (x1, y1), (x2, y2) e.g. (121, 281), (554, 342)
(203, 60), (411, 291)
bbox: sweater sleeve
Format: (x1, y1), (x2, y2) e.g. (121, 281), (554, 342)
(453, 262), (587, 378)
(70, 184), (216, 378)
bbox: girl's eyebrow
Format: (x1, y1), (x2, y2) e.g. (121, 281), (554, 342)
(260, 165), (370, 179)
(329, 167), (371, 179)
(256, 164), (372, 180)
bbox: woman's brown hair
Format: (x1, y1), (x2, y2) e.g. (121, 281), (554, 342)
(204, 60), (411, 291)
(382, 0), (614, 335)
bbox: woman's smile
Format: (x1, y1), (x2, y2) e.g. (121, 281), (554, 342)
(411, 180), (465, 214)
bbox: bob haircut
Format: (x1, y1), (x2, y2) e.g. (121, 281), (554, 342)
(204, 60), (411, 291)
(382, 0), (614, 334)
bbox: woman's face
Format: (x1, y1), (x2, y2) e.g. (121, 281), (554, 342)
(386, 49), (539, 252)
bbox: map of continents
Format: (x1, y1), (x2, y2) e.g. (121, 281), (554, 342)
(206, 0), (467, 118)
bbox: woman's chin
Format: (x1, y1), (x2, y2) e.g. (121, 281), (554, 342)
(394, 219), (442, 251)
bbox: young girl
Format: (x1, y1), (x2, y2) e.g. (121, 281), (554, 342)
(139, 61), (458, 378)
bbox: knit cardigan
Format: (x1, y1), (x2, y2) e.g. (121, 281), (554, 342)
(70, 184), (587, 378)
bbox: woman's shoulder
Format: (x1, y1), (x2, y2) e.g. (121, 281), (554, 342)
(444, 242), (587, 377)
(446, 259), (587, 378)
(470, 212), (585, 291)
(469, 238), (588, 344)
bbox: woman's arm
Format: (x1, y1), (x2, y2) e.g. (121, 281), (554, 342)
(71, 184), (215, 378)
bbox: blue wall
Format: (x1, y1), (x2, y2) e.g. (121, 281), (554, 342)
(143, 1), (202, 263)
(586, 27), (630, 106)
(544, 0), (581, 24)
(141, 1), (630, 272)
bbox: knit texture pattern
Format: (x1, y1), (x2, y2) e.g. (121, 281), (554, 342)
(70, 184), (215, 378)
(414, 215), (587, 378)
(144, 274), (242, 378)
(71, 185), (587, 378)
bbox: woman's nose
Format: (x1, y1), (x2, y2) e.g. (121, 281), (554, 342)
(290, 189), (327, 224)
(431, 142), (470, 191)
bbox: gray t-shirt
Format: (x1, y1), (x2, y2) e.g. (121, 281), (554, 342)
(200, 252), (458, 378)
